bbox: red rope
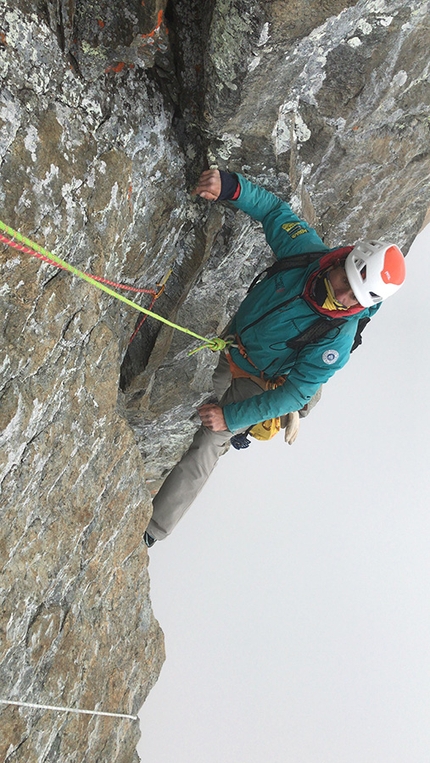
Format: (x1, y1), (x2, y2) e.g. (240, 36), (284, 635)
(128, 295), (157, 343)
(0, 230), (168, 344)
(0, 232), (157, 296)
(127, 277), (170, 344)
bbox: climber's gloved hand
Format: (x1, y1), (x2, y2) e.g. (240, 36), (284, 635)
(193, 169), (239, 201)
(283, 411), (300, 445)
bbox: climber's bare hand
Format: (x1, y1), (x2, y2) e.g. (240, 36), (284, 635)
(198, 403), (228, 431)
(193, 170), (221, 201)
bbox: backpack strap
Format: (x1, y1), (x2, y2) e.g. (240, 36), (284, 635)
(350, 316), (371, 353)
(247, 251), (327, 292)
(286, 316), (346, 350)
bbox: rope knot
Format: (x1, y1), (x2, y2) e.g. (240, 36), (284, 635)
(187, 336), (233, 356)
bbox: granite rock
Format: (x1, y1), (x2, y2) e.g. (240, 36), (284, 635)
(0, 0), (429, 760)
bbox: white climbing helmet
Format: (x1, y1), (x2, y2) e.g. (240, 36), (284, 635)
(345, 240), (406, 307)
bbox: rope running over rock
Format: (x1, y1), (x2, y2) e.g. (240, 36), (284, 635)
(0, 698), (137, 721)
(0, 220), (231, 354)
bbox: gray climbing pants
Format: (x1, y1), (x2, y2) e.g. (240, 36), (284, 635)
(147, 352), (265, 540)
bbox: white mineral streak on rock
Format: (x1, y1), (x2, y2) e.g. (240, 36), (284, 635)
(366, 0), (389, 12)
(393, 70), (408, 89)
(248, 54), (261, 72)
(218, 133), (243, 161)
(0, 395), (27, 485)
(0, 47), (8, 79)
(86, 167), (96, 189)
(24, 125), (39, 162)
(14, 187), (32, 212)
(3, 256), (21, 269)
(348, 37), (363, 47)
(272, 101), (295, 155)
(24, 398), (45, 440)
(0, 92), (22, 158)
(27, 165), (61, 222)
(3, 8), (27, 48)
(356, 19), (373, 35)
(257, 22), (270, 47)
(295, 113), (312, 143)
(378, 16), (394, 26)
(272, 102), (311, 156)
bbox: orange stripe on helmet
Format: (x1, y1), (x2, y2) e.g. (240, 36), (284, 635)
(381, 245), (406, 285)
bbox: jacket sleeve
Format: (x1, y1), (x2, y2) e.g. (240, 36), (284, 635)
(222, 331), (354, 432)
(228, 173), (328, 259)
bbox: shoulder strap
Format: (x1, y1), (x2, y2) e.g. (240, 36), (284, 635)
(247, 251), (327, 292)
(350, 316), (371, 353)
(286, 317), (346, 350)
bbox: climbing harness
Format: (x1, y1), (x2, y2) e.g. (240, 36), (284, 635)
(225, 350), (283, 444)
(0, 220), (231, 355)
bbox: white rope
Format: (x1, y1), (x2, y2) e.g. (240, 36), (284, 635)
(0, 699), (137, 721)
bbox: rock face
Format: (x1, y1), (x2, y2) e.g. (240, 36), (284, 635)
(0, 0), (428, 760)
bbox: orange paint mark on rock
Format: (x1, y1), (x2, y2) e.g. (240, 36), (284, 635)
(97, 19), (105, 28)
(141, 9), (164, 39)
(0, 31), (7, 45)
(105, 61), (126, 73)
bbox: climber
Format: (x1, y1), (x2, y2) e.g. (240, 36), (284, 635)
(143, 169), (406, 546)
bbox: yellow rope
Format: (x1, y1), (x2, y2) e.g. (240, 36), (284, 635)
(0, 220), (231, 354)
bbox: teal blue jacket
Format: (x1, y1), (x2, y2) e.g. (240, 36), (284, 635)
(222, 174), (379, 432)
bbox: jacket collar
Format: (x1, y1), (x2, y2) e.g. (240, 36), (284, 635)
(303, 247), (366, 318)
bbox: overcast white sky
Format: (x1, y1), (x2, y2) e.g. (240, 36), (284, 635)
(138, 225), (430, 763)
